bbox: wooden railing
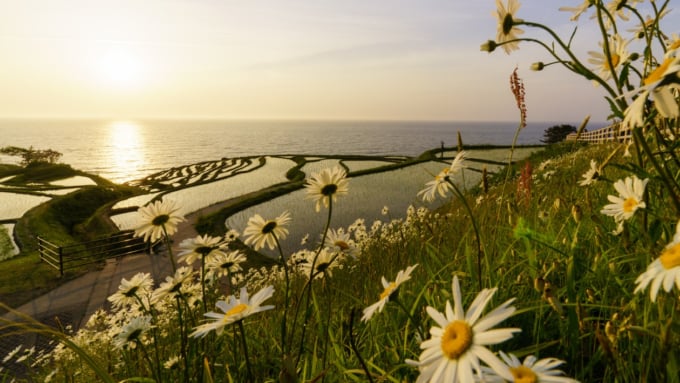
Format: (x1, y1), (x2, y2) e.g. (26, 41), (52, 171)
(38, 230), (147, 276)
(565, 123), (632, 143)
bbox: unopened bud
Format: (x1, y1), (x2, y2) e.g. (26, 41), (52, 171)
(480, 40), (497, 53)
(534, 277), (545, 292)
(530, 62), (545, 71)
(629, 52), (640, 61)
(482, 166), (489, 193)
(571, 205), (582, 223)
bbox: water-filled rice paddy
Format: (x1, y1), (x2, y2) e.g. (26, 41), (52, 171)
(225, 160), (479, 256)
(0, 192), (50, 220)
(49, 176), (97, 187)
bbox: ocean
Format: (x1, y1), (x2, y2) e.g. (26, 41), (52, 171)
(0, 119), (604, 184)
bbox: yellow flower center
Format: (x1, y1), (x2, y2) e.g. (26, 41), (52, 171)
(225, 303), (248, 319)
(644, 57), (673, 85)
(502, 13), (514, 35)
(321, 184), (338, 196)
(660, 243), (680, 270)
(441, 320), (473, 360)
(510, 365), (538, 383)
(379, 282), (397, 301)
(334, 240), (349, 250)
(152, 214), (170, 226)
(623, 197), (639, 213)
(262, 221), (277, 234)
(606, 54), (621, 71)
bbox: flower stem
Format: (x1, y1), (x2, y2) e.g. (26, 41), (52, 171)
(162, 225), (177, 273)
(447, 179), (484, 290)
(237, 320), (254, 382)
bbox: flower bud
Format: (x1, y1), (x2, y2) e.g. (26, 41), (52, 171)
(530, 62), (545, 71)
(629, 52), (640, 61)
(480, 40), (497, 53)
(571, 204), (582, 223)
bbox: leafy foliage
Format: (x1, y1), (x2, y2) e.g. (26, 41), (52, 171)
(541, 124), (578, 144)
(0, 146), (63, 166)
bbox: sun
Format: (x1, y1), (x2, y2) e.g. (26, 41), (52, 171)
(94, 48), (146, 89)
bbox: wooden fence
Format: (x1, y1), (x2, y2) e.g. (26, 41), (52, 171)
(38, 230), (147, 276)
(565, 123), (632, 143)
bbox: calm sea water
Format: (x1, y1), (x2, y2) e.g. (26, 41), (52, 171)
(0, 119), (604, 183)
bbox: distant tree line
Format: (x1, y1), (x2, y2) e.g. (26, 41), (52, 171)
(0, 146), (63, 166)
(541, 124), (580, 144)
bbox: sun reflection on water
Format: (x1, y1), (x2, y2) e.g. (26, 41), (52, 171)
(107, 120), (146, 183)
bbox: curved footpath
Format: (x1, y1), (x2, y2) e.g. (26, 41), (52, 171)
(0, 202), (224, 362)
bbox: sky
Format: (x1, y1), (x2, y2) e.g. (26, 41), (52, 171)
(0, 0), (678, 123)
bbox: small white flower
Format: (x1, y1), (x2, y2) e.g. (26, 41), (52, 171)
(634, 220), (680, 301)
(362, 264), (418, 322)
(600, 176), (648, 222)
(190, 286), (275, 337)
(579, 160), (600, 186)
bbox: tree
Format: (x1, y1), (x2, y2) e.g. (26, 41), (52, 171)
(0, 146), (62, 166)
(541, 124), (578, 144)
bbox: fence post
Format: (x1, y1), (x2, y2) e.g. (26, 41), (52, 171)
(59, 246), (64, 277)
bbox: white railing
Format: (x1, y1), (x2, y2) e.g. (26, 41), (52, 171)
(565, 123), (632, 143)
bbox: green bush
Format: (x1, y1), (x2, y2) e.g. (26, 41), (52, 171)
(0, 225), (15, 261)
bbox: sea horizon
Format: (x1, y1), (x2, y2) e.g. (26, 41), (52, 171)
(0, 117), (608, 183)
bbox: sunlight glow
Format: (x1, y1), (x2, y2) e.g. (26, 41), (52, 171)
(95, 49), (145, 89)
(108, 121), (146, 182)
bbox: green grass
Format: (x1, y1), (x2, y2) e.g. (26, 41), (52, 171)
(0, 179), (140, 310)
(5, 142), (680, 382)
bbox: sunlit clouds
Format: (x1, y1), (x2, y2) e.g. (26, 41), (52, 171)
(1, 0), (671, 121)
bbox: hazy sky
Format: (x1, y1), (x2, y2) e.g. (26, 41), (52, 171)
(0, 0), (677, 122)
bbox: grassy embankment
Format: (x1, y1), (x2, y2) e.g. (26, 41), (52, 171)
(0, 162), (139, 309)
(8, 140), (679, 382)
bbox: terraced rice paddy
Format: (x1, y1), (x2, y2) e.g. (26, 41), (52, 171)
(1, 147), (540, 259)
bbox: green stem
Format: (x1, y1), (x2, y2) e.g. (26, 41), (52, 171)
(394, 297), (425, 341)
(176, 296), (189, 383)
(633, 128), (680, 214)
(273, 234), (290, 357)
(136, 339), (161, 383)
(237, 320), (254, 382)
(446, 179), (484, 290)
(293, 198), (334, 367)
(201, 255), (207, 313)
(348, 309), (374, 383)
(162, 225), (177, 273)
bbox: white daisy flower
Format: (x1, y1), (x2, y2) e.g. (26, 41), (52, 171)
(298, 248), (338, 279)
(113, 316), (152, 349)
(190, 285), (275, 337)
(243, 211), (291, 250)
(205, 250), (247, 280)
(177, 234), (226, 265)
(418, 152), (467, 202)
(134, 199), (184, 243)
(623, 53), (680, 129)
(324, 228), (358, 257)
(634, 220), (680, 301)
(494, 0), (524, 54)
(587, 34), (630, 81)
(407, 275), (520, 382)
(108, 272), (154, 309)
(578, 160), (600, 186)
(496, 351), (580, 382)
(362, 264), (418, 322)
(558, 0), (591, 22)
(151, 266), (194, 304)
(305, 166), (349, 212)
(600, 176), (648, 222)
